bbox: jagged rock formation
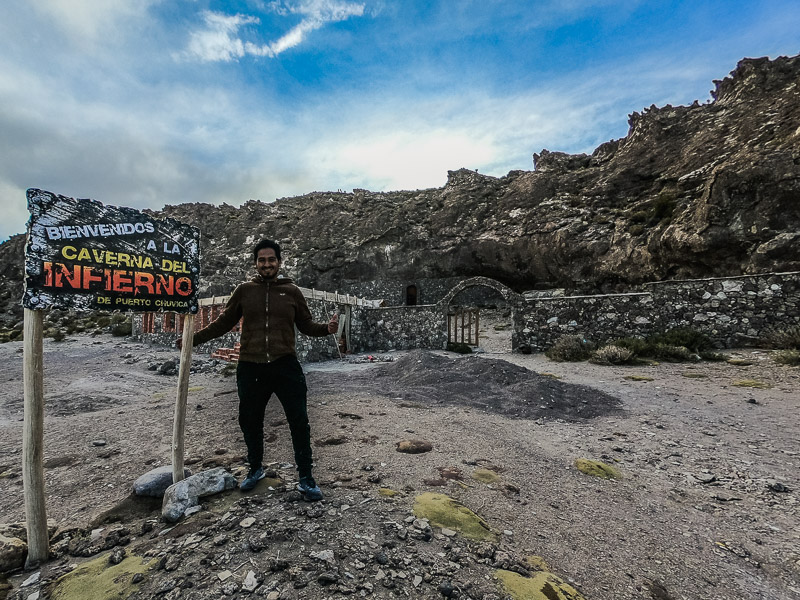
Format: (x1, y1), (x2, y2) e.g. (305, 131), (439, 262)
(1, 54), (798, 325)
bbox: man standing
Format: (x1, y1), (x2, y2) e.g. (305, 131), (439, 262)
(182, 239), (337, 500)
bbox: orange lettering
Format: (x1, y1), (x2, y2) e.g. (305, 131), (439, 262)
(112, 270), (133, 293)
(155, 274), (174, 295)
(55, 263), (82, 289)
(134, 272), (155, 294)
(176, 277), (192, 296)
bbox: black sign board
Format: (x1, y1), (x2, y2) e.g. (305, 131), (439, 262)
(23, 189), (200, 313)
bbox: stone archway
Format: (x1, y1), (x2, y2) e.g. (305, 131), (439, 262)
(439, 277), (522, 353)
(439, 276), (521, 307)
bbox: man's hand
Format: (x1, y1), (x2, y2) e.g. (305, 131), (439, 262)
(327, 313), (339, 334)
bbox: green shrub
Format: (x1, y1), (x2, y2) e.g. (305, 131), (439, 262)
(609, 328), (711, 363)
(650, 327), (711, 353)
(546, 335), (594, 362)
(219, 362), (238, 377)
(111, 321), (132, 337)
(651, 343), (693, 362)
(772, 349), (800, 366)
(613, 337), (650, 355)
(43, 327), (66, 341)
(590, 344), (635, 365)
(651, 193), (676, 224)
(762, 325), (800, 350)
(628, 224), (645, 236)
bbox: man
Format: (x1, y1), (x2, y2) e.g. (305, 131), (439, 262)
(181, 239), (337, 500)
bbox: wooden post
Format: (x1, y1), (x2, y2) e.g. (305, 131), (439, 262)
(475, 310), (480, 347)
(22, 308), (49, 567)
(172, 313), (195, 484)
(344, 306), (352, 353)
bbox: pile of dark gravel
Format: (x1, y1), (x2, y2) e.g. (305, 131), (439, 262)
(311, 350), (623, 422)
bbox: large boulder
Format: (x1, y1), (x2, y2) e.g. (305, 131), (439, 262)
(0, 533), (26, 574)
(133, 465), (192, 498)
(161, 468), (237, 522)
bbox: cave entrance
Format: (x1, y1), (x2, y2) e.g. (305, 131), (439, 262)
(446, 291), (512, 354)
(406, 284), (418, 306)
(440, 277), (519, 354)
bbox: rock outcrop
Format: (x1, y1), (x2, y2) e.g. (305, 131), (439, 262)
(0, 54), (798, 324)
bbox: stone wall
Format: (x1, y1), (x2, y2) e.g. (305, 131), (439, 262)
(351, 305), (447, 353)
(133, 271), (800, 359)
(515, 272), (800, 351)
(340, 277), (509, 307)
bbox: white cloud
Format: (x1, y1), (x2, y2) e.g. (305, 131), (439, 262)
(0, 180), (30, 242)
(28, 0), (157, 43)
(184, 0), (366, 61)
(186, 12), (260, 62)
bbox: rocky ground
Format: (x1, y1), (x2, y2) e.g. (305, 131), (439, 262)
(0, 331), (798, 600)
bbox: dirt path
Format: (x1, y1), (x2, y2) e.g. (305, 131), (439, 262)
(0, 335), (797, 600)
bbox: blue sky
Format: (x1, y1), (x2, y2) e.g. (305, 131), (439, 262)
(1, 1), (797, 241)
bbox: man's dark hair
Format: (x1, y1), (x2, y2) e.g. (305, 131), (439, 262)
(252, 239), (282, 262)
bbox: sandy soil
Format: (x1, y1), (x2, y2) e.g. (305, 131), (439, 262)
(0, 331), (798, 600)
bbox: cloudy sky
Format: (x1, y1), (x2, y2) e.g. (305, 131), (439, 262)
(1, 1), (797, 241)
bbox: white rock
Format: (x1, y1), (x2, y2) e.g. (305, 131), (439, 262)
(240, 517), (256, 528)
(218, 569), (233, 581)
(310, 549), (336, 565)
(162, 468), (238, 522)
(242, 570), (259, 592)
(134, 465), (192, 498)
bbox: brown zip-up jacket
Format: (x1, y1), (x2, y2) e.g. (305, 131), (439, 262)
(192, 276), (329, 363)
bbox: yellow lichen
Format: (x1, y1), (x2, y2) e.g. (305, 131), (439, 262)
(732, 379), (772, 389)
(378, 488), (399, 497)
(495, 569), (586, 600)
(681, 372), (707, 378)
(413, 493), (496, 541)
(525, 555), (550, 571)
(726, 358), (754, 366)
(471, 468), (501, 484)
(50, 553), (156, 600)
(574, 458), (622, 480)
(623, 375), (654, 382)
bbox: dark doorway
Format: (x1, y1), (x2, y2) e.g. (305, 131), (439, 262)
(406, 284), (418, 306)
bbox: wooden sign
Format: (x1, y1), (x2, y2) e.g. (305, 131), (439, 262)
(21, 188), (201, 565)
(23, 188), (200, 313)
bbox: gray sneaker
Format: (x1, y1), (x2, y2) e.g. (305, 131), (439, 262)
(240, 467), (265, 492)
(297, 475), (323, 501)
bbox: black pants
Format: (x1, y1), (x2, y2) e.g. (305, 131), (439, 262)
(236, 356), (313, 477)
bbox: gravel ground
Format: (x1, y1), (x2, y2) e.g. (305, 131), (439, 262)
(0, 333), (798, 600)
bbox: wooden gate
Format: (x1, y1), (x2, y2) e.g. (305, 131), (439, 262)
(447, 309), (480, 346)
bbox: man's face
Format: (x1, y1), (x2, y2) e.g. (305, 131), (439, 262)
(255, 247), (281, 280)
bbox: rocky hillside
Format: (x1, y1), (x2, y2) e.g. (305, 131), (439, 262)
(1, 54), (798, 325)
